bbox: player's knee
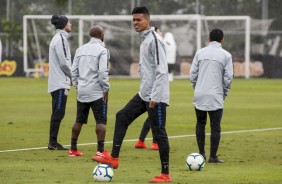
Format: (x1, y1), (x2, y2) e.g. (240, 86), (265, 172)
(197, 120), (207, 126)
(52, 111), (65, 122)
(96, 123), (106, 131)
(211, 128), (221, 134)
(116, 110), (127, 122)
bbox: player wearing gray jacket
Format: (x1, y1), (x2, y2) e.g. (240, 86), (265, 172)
(71, 38), (110, 102)
(48, 15), (72, 150)
(138, 28), (170, 105)
(92, 7), (172, 183)
(48, 28), (72, 93)
(190, 28), (233, 163)
(69, 25), (110, 157)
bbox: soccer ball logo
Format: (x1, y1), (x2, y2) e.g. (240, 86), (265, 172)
(186, 153), (205, 171)
(93, 164), (114, 182)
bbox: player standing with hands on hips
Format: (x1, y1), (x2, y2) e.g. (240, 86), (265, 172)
(92, 6), (172, 183)
(190, 28), (233, 163)
(69, 25), (110, 157)
(48, 15), (72, 150)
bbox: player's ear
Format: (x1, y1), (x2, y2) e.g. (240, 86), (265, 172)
(220, 38), (224, 43)
(146, 18), (150, 26)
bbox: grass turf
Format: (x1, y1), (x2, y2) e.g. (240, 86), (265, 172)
(0, 78), (282, 183)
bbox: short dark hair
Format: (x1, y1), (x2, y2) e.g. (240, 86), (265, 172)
(132, 6), (150, 17)
(209, 28), (224, 42)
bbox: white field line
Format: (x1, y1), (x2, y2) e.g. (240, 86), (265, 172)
(0, 127), (281, 153)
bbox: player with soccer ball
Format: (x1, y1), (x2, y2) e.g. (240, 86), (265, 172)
(190, 28), (234, 163)
(92, 6), (172, 183)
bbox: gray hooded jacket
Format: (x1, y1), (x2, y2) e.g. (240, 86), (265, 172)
(190, 41), (233, 111)
(138, 27), (170, 105)
(48, 29), (72, 93)
(71, 37), (110, 103)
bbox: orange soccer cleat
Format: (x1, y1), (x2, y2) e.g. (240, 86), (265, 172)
(92, 150), (119, 169)
(148, 173), (172, 183)
(150, 143), (159, 150)
(69, 149), (84, 156)
(135, 140), (148, 149)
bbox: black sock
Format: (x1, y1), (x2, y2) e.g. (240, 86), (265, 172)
(111, 142), (121, 158)
(71, 138), (77, 151)
(98, 141), (104, 152)
(161, 161), (169, 174)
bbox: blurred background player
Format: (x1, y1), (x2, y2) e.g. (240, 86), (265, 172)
(0, 38), (2, 65)
(69, 25), (110, 157)
(163, 32), (176, 81)
(190, 28), (233, 163)
(92, 6), (172, 183)
(48, 15), (72, 150)
(155, 26), (163, 37)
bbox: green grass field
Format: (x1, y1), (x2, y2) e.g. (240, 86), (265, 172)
(0, 78), (282, 184)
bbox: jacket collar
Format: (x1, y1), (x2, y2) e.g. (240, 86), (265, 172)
(90, 37), (104, 46)
(56, 29), (69, 38)
(140, 27), (154, 40)
(90, 37), (102, 43)
(208, 41), (222, 48)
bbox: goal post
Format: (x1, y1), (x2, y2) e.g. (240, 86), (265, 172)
(23, 14), (250, 78)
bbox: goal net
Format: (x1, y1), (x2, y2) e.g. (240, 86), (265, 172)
(23, 15), (250, 78)
(205, 16), (251, 78)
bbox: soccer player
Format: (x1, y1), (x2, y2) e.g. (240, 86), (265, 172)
(48, 15), (72, 150)
(69, 25), (110, 157)
(0, 38), (2, 64)
(190, 28), (234, 163)
(134, 27), (163, 151)
(92, 6), (172, 183)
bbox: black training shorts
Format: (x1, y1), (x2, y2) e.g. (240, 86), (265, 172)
(75, 98), (107, 124)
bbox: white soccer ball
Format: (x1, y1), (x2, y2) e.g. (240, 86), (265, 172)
(186, 153), (205, 171)
(93, 164), (114, 182)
